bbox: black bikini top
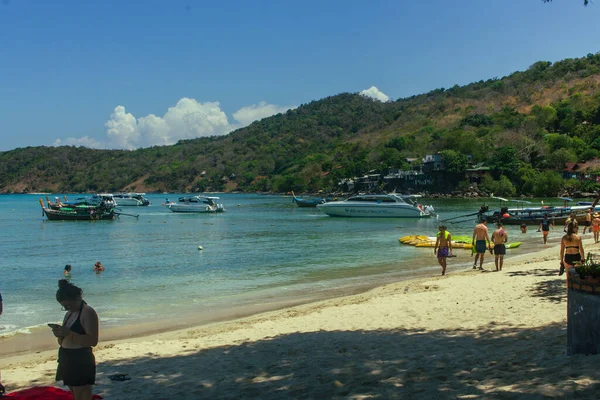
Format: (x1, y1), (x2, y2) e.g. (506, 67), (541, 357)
(69, 301), (86, 335)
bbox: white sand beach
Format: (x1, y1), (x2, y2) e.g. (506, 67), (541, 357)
(1, 239), (599, 399)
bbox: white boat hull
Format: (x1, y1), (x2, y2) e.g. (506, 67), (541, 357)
(317, 203), (429, 218)
(168, 204), (222, 213)
(114, 198), (144, 206)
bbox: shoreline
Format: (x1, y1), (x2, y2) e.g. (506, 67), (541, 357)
(0, 231), (541, 359)
(2, 237), (599, 398)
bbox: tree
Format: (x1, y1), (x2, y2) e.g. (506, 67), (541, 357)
(490, 146), (520, 179)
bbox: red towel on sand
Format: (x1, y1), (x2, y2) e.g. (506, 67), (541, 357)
(4, 386), (102, 399)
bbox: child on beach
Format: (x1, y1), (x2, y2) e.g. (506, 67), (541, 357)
(64, 265), (72, 278)
(491, 222), (508, 271)
(434, 225), (452, 276)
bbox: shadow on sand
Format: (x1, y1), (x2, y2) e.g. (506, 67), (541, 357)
(94, 322), (599, 400)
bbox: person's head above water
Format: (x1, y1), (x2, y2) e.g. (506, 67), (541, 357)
(64, 264), (71, 272)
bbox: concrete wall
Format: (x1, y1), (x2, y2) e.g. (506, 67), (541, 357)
(567, 286), (600, 356)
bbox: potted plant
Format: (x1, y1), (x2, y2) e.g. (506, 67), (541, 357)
(574, 253), (600, 284)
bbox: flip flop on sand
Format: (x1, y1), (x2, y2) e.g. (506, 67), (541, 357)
(109, 373), (131, 381)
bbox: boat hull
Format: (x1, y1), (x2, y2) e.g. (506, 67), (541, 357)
(43, 208), (115, 221)
(168, 205), (223, 213)
(317, 204), (429, 218)
(294, 199), (322, 208)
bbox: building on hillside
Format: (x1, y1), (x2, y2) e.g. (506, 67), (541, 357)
(422, 154), (445, 173)
(383, 169), (433, 191)
(465, 163), (491, 184)
(564, 158), (600, 181)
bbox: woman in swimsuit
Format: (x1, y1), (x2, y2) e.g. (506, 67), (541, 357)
(51, 280), (99, 400)
(560, 221), (585, 276)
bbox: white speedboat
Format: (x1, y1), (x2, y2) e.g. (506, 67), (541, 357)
(168, 196), (226, 213)
(113, 193), (151, 206)
(316, 194), (432, 218)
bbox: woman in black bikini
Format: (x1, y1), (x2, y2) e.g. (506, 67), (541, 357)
(560, 221), (585, 276)
(51, 280), (99, 400)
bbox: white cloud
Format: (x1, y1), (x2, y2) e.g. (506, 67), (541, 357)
(104, 98), (231, 150)
(232, 101), (295, 126)
(53, 98), (295, 150)
(360, 86), (390, 102)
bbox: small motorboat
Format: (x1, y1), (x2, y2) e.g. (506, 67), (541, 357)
(317, 194), (432, 218)
(167, 196), (226, 213)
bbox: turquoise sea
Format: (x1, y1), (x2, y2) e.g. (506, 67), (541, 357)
(0, 194), (562, 348)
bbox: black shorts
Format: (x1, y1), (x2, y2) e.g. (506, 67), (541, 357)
(494, 244), (506, 255)
(56, 347), (96, 386)
(564, 253), (582, 266)
(585, 221), (591, 227)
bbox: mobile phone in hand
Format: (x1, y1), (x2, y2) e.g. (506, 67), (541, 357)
(47, 323), (61, 329)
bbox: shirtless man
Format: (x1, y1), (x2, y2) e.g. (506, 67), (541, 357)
(491, 222), (508, 271)
(583, 208), (592, 234)
(434, 225), (452, 276)
(472, 217), (491, 270)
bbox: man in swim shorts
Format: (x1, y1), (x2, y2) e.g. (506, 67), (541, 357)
(434, 225), (452, 276)
(491, 222), (508, 271)
(583, 208), (592, 234)
(472, 217), (491, 270)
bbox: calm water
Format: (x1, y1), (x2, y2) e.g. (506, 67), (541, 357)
(0, 194), (558, 338)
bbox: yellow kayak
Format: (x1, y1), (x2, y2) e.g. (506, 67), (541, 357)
(399, 234), (521, 250)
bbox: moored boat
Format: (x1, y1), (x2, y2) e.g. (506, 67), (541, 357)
(113, 193), (151, 206)
(39, 198), (116, 221)
(316, 193), (433, 218)
(476, 196), (600, 225)
(291, 191), (326, 207)
(167, 196), (226, 213)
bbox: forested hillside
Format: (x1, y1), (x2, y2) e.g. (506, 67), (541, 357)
(1, 53), (600, 195)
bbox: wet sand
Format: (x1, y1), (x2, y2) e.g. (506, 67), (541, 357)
(1, 237), (599, 399)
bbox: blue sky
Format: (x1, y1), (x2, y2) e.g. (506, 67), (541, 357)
(0, 0), (599, 151)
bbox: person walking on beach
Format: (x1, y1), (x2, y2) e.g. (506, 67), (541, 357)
(491, 222), (508, 271)
(559, 221), (584, 276)
(472, 217), (491, 270)
(539, 215), (553, 245)
(51, 280), (99, 400)
(593, 213), (600, 244)
(434, 225), (452, 276)
(583, 208), (592, 234)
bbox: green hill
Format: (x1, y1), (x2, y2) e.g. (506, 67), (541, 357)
(2, 53), (600, 195)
